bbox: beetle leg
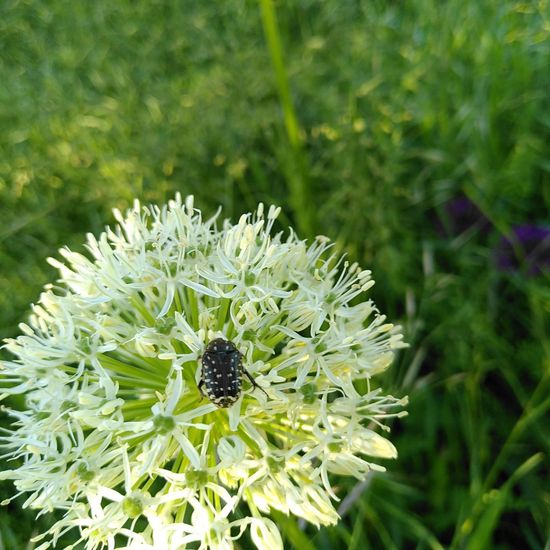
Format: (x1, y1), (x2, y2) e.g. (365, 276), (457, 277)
(243, 368), (268, 398)
(198, 377), (207, 399)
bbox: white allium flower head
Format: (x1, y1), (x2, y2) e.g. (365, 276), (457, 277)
(0, 194), (408, 549)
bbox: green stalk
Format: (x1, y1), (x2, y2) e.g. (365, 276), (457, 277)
(186, 287), (200, 331)
(259, 0), (314, 237)
(450, 371), (550, 549)
(98, 354), (166, 386)
(130, 294), (156, 325)
(216, 297), (231, 331)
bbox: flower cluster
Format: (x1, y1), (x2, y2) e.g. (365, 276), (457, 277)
(0, 195), (407, 549)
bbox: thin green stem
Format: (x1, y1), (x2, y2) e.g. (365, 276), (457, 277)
(98, 353), (166, 386)
(216, 297), (230, 331)
(129, 295), (156, 325)
(451, 370), (550, 549)
(259, 0), (313, 237)
(186, 287), (199, 331)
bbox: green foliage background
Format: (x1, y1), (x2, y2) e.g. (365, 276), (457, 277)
(1, 0), (549, 548)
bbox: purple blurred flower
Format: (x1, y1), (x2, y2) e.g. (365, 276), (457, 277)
(436, 196), (492, 237)
(496, 224), (550, 276)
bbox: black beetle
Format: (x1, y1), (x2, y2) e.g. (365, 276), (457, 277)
(198, 338), (267, 408)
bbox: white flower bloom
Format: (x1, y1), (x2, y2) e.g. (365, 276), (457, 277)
(0, 195), (407, 548)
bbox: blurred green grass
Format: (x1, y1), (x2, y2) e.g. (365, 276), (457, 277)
(1, 0), (549, 548)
